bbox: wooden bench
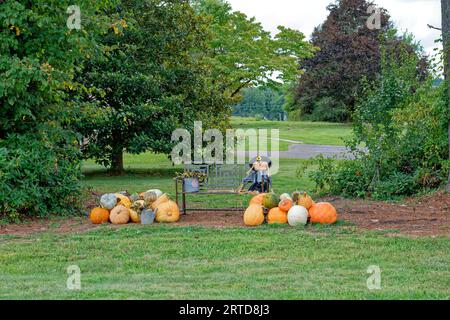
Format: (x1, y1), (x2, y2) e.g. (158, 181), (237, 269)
(175, 164), (250, 214)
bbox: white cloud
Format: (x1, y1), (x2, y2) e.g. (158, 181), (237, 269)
(227, 0), (442, 56)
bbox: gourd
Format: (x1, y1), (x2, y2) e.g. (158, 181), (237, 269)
(278, 198), (293, 213)
(249, 193), (266, 206)
(143, 191), (158, 207)
(298, 192), (314, 209)
(287, 206), (308, 226)
(309, 202), (337, 224)
(145, 189), (163, 198)
(292, 191), (301, 204)
(280, 193), (292, 201)
(130, 193), (140, 203)
(89, 207), (110, 224)
(243, 205), (265, 227)
(263, 193), (279, 210)
(150, 193), (170, 211)
(100, 193), (117, 210)
(131, 200), (145, 212)
(267, 207), (288, 224)
(115, 194), (132, 209)
(109, 205), (130, 225)
(155, 200), (180, 223)
(129, 209), (141, 223)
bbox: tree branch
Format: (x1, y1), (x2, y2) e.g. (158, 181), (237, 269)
(230, 80), (252, 98)
(427, 24), (442, 31)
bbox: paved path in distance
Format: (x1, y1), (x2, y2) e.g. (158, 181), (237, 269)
(237, 144), (354, 160)
(280, 144), (353, 159)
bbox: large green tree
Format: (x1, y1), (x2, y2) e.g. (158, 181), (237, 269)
(292, 0), (427, 122)
(75, 0), (229, 174)
(192, 0), (317, 102)
(0, 1), (113, 218)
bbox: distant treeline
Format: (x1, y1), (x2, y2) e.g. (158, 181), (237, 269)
(233, 88), (286, 121)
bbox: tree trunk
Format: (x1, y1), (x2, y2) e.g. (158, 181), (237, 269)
(443, 0), (450, 190)
(109, 148), (124, 175)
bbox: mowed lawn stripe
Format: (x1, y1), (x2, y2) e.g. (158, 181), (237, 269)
(0, 225), (448, 299)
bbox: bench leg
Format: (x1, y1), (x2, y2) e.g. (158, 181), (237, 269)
(175, 179), (179, 207)
(182, 191), (187, 215)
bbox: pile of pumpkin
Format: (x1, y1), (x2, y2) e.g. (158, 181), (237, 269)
(243, 192), (337, 227)
(89, 189), (180, 225)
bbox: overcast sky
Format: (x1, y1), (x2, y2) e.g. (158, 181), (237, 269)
(227, 0), (442, 56)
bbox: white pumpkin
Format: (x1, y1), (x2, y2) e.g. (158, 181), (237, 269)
(145, 189), (163, 199)
(100, 193), (117, 210)
(280, 193), (292, 201)
(287, 205), (309, 226)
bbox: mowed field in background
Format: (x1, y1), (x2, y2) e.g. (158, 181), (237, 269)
(231, 117), (353, 151)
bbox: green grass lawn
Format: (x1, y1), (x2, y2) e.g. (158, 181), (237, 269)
(0, 225), (448, 299)
(231, 117), (353, 151)
(82, 155), (313, 192)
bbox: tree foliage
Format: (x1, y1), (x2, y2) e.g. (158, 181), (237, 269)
(75, 0), (230, 174)
(192, 0), (317, 102)
(299, 45), (448, 199)
(0, 0), (114, 218)
(291, 0), (428, 122)
(233, 87), (285, 120)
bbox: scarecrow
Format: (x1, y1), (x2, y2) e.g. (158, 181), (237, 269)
(240, 156), (272, 193)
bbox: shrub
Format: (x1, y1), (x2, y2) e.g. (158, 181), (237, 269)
(298, 44), (448, 200)
(309, 97), (349, 123)
(0, 130), (83, 220)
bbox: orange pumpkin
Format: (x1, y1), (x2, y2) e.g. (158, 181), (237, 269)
(298, 192), (314, 209)
(109, 205), (130, 225)
(89, 207), (110, 224)
(309, 202), (337, 224)
(151, 193), (170, 211)
(155, 200), (180, 223)
(278, 198), (293, 213)
(244, 205), (265, 227)
(249, 193), (266, 206)
(267, 207), (288, 224)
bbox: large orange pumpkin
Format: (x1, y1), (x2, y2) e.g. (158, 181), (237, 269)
(298, 192), (314, 209)
(309, 202), (337, 224)
(249, 193), (266, 206)
(110, 205), (130, 225)
(267, 207), (288, 224)
(150, 193), (170, 211)
(243, 205), (265, 227)
(278, 198), (293, 213)
(155, 200), (180, 223)
(89, 207), (110, 224)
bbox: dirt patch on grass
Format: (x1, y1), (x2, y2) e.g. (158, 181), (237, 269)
(0, 217), (97, 237)
(174, 211), (245, 228)
(1, 192), (449, 237)
(175, 192), (450, 237)
(330, 192), (450, 237)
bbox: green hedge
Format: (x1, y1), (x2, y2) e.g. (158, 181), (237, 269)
(0, 130), (83, 220)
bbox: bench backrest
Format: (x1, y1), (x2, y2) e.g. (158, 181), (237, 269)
(184, 164), (247, 191)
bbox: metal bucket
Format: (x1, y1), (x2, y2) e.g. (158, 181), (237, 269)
(141, 209), (156, 225)
(183, 177), (200, 193)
